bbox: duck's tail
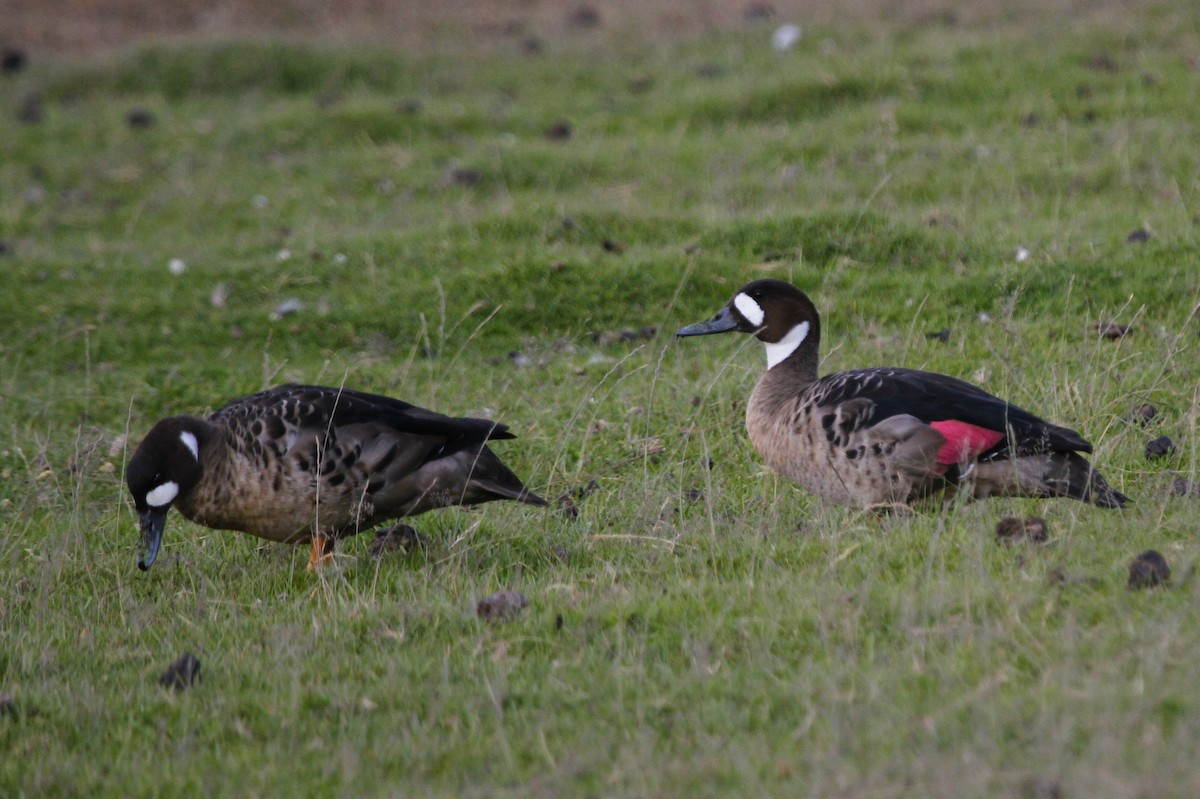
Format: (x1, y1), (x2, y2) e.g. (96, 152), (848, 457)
(972, 451), (1130, 508)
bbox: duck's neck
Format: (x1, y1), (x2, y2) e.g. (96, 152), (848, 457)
(763, 320), (819, 379)
(751, 337), (820, 417)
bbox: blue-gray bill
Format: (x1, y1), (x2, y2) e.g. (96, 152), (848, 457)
(138, 508), (166, 571)
(676, 306), (739, 337)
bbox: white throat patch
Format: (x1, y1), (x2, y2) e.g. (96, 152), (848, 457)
(733, 293), (764, 328)
(765, 321), (810, 369)
(179, 431), (199, 461)
(145, 481), (180, 508)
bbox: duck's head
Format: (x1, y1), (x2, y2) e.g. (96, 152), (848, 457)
(676, 279), (820, 369)
(126, 417), (205, 571)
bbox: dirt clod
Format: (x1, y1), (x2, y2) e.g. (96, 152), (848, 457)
(1145, 435), (1175, 460)
(1, 49), (27, 74)
(545, 120), (572, 141)
(1167, 474), (1200, 498)
(1126, 403), (1157, 426)
(1095, 321), (1130, 340)
(126, 108), (156, 128)
(159, 652), (201, 690)
(925, 327), (951, 342)
(1023, 775), (1063, 799)
(17, 91), (42, 123)
(567, 6), (601, 28)
(1128, 550), (1170, 589)
(369, 524), (423, 557)
(996, 515), (1048, 545)
(477, 590), (528, 622)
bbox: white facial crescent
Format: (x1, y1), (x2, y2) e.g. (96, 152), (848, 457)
(145, 481), (180, 508)
(179, 431), (199, 461)
(733, 293), (765, 328)
(765, 321), (810, 369)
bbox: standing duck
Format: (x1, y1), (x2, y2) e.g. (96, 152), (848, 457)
(676, 279), (1129, 510)
(126, 384), (547, 571)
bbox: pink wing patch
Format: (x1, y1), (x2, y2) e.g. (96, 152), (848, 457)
(929, 420), (1004, 465)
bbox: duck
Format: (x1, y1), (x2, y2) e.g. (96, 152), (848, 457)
(126, 384), (547, 571)
(676, 279), (1129, 510)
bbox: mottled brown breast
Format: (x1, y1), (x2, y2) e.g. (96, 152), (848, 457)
(745, 370), (945, 508)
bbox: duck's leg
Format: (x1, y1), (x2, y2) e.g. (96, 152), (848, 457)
(306, 533), (335, 571)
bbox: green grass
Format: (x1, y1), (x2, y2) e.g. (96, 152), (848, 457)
(3, 7), (1200, 797)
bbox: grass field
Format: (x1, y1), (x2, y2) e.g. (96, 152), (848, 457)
(2, 4), (1200, 796)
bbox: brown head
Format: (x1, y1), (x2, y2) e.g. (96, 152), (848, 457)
(675, 279), (821, 370)
(126, 416), (210, 571)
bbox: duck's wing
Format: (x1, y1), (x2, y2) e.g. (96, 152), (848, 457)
(811, 368), (1093, 459)
(210, 384), (515, 446)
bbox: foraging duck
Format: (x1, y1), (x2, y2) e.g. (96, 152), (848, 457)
(677, 279), (1129, 510)
(126, 384), (547, 571)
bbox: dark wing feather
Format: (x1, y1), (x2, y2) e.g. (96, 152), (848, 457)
(812, 368), (1092, 455)
(210, 384), (515, 444)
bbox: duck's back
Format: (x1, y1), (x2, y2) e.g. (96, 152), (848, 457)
(176, 385), (537, 541)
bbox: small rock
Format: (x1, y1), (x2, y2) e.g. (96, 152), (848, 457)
(925, 327), (951, 343)
(1095, 321), (1130, 340)
(270, 298), (304, 320)
(509, 350), (535, 368)
(167, 257), (187, 276)
(210, 282), (231, 308)
(1125, 227), (1151, 243)
(771, 23), (803, 51)
(127, 108), (156, 129)
(545, 120), (572, 141)
(1, 49), (27, 74)
(159, 653), (201, 690)
(1145, 435), (1175, 460)
(476, 590), (528, 622)
(1126, 403), (1157, 426)
(1015, 246), (1031, 262)
(1128, 550), (1170, 589)
(368, 524), (423, 557)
